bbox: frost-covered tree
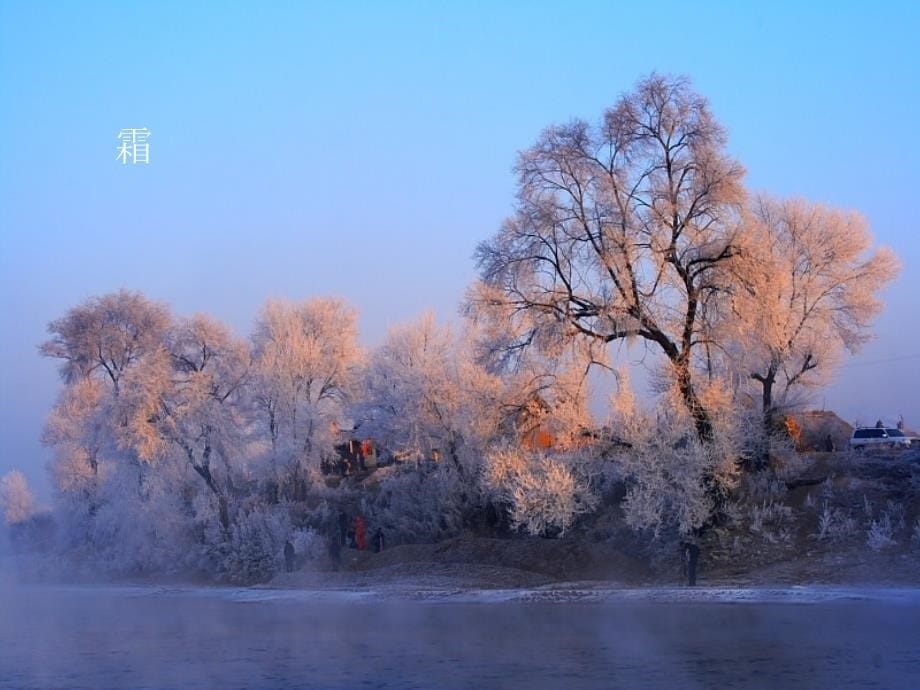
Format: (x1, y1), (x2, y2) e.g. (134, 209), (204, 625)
(0, 470), (34, 525)
(204, 501), (320, 583)
(42, 377), (110, 507)
(251, 298), (361, 463)
(40, 290), (174, 522)
(731, 196), (900, 463)
(164, 316), (250, 481)
(132, 315), (253, 527)
(481, 446), (598, 537)
(609, 372), (740, 538)
(38, 292), (358, 578)
(40, 296), (251, 558)
(40, 290), (171, 396)
(471, 74), (746, 442)
(358, 312), (502, 473)
(367, 462), (472, 543)
(496, 359), (595, 453)
(76, 454), (203, 574)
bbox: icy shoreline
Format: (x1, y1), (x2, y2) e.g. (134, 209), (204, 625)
(13, 581), (920, 606)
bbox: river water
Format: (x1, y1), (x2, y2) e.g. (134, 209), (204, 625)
(1, 585), (919, 689)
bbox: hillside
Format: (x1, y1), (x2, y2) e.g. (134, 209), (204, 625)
(274, 446), (920, 590)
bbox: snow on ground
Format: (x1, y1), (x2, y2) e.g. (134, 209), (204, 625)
(15, 581), (920, 606)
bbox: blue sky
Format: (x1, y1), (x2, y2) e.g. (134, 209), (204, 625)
(1, 1), (918, 498)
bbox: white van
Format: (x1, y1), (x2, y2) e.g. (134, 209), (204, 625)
(849, 427), (911, 451)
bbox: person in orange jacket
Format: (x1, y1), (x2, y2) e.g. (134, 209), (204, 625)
(353, 515), (367, 551)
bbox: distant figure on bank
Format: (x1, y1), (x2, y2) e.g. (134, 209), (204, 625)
(681, 541), (700, 587)
(824, 434), (835, 452)
(284, 540), (295, 573)
(338, 511), (348, 546)
(372, 528), (385, 553)
(353, 515), (367, 551)
(897, 415), (905, 431)
(327, 524), (342, 570)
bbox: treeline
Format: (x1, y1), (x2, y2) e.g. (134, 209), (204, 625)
(6, 74), (899, 583)
(32, 295), (600, 581)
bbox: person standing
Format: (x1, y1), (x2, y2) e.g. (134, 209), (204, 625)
(338, 510), (348, 546)
(353, 515), (367, 551)
(327, 522), (342, 570)
(284, 540), (295, 573)
(372, 528), (385, 553)
(681, 541), (700, 586)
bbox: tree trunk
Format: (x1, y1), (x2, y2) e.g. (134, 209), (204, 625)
(759, 375), (775, 470)
(673, 358), (726, 532)
(447, 436), (464, 477)
(675, 361), (713, 443)
(218, 496), (230, 531)
(187, 446), (230, 531)
(752, 367), (777, 471)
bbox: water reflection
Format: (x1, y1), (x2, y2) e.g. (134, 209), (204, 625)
(1, 585), (919, 689)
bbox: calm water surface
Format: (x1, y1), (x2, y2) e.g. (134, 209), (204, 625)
(1, 585), (919, 689)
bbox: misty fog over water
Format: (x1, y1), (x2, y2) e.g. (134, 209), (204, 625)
(2, 585), (919, 689)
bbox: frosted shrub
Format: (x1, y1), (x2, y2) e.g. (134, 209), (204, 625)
(616, 421), (738, 538)
(862, 495), (874, 520)
(884, 500), (906, 530)
(607, 376), (740, 539)
(510, 457), (597, 537)
(748, 500), (794, 544)
(743, 473), (788, 504)
(290, 526), (324, 565)
(481, 445), (528, 501)
(833, 512), (858, 540)
(866, 512), (896, 551)
(367, 462), (470, 543)
(910, 468), (920, 493)
(207, 503), (294, 584)
(816, 502), (833, 540)
(45, 460), (202, 577)
(772, 449), (813, 483)
(482, 446), (598, 537)
(814, 501), (857, 542)
(0, 471), (34, 526)
(89, 484), (197, 574)
(619, 442), (713, 539)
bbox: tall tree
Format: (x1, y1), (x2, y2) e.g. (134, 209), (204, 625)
(358, 312), (502, 472)
(40, 290), (171, 396)
(251, 298), (361, 461)
(732, 196), (900, 462)
(470, 74), (745, 441)
(141, 315), (251, 511)
(40, 290), (171, 506)
(42, 377), (110, 507)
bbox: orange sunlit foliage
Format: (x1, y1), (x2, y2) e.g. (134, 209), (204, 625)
(784, 416), (802, 450)
(522, 427), (554, 451)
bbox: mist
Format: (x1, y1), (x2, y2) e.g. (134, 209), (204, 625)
(2, 582), (919, 689)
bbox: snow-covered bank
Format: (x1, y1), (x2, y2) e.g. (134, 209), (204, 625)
(248, 583), (920, 605)
(12, 581), (920, 606)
